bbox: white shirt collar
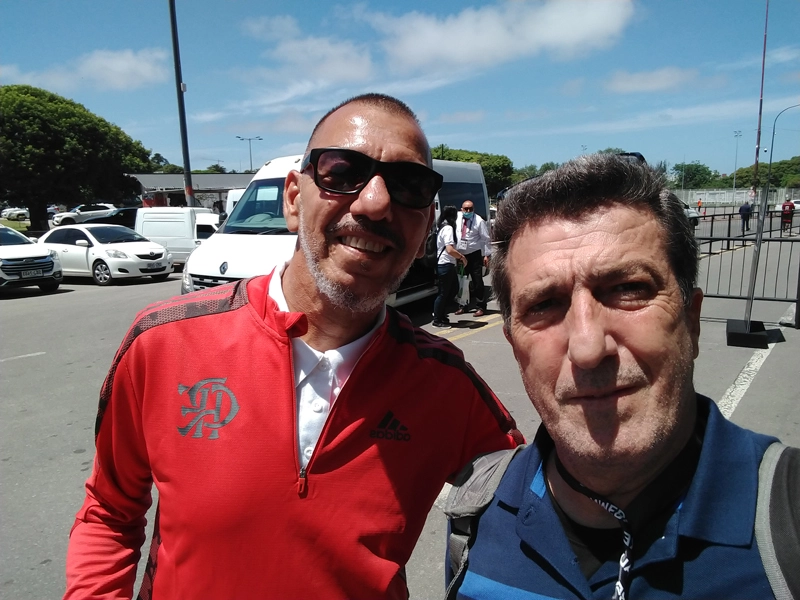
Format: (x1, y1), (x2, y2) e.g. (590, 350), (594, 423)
(267, 262), (386, 390)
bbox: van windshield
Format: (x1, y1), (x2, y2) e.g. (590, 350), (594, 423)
(220, 178), (291, 234)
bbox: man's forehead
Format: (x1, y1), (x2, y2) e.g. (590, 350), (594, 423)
(509, 206), (668, 266)
(311, 103), (428, 158)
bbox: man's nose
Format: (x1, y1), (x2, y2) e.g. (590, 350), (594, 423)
(350, 174), (393, 221)
(566, 293), (618, 369)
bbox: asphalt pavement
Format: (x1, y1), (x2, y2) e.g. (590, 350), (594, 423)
(1, 257), (799, 598)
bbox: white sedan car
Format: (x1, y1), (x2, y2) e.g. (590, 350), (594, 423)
(52, 203), (116, 226)
(4, 207), (30, 221)
(38, 224), (173, 285)
(0, 225), (63, 293)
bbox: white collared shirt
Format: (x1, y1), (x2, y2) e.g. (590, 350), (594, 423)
(269, 264), (385, 467)
(455, 212), (491, 256)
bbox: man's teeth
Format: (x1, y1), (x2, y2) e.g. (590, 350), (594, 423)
(341, 236), (386, 252)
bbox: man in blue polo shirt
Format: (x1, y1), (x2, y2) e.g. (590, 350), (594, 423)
(448, 153), (798, 599)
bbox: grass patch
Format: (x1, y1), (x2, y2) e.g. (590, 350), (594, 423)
(0, 218), (27, 231)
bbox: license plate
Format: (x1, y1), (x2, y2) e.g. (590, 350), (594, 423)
(21, 269), (43, 278)
(146, 262), (163, 269)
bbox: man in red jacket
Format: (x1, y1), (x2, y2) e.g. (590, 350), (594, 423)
(64, 93), (522, 600)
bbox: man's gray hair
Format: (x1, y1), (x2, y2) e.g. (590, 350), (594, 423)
(492, 153), (699, 325)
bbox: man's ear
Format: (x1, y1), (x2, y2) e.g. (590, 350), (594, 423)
(687, 287), (703, 359)
(284, 170), (302, 233)
(414, 208), (436, 259)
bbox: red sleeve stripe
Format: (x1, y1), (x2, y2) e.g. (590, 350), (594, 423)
(386, 309), (521, 442)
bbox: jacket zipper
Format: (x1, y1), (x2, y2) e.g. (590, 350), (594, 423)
(294, 314), (386, 497)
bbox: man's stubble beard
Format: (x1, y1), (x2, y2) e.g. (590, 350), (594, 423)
(297, 205), (411, 314)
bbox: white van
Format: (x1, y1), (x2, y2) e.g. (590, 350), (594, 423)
(181, 155), (491, 306)
(224, 188), (247, 215)
(135, 207), (213, 266)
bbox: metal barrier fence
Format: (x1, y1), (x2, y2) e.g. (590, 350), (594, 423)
(697, 209), (800, 327)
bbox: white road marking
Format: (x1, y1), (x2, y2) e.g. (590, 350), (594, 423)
(718, 346), (774, 418)
(717, 304), (792, 418)
(0, 351), (46, 363)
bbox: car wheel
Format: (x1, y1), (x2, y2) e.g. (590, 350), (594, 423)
(60, 218), (75, 225)
(92, 260), (113, 286)
(151, 274), (170, 281)
(690, 218), (699, 227)
(38, 281), (60, 293)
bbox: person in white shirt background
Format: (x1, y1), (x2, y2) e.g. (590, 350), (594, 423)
(455, 200), (492, 317)
(432, 205), (467, 328)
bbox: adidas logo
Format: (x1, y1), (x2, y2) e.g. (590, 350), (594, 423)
(370, 411), (411, 442)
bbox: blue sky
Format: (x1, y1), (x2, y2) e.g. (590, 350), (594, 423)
(2, 0), (798, 177)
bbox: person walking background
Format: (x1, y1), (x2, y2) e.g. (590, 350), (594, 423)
(454, 200), (492, 317)
(433, 205), (467, 328)
(781, 197), (794, 233)
(739, 200), (752, 234)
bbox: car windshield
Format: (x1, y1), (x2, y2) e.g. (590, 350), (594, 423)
(86, 225), (146, 244)
(0, 227), (33, 246)
(220, 178), (290, 234)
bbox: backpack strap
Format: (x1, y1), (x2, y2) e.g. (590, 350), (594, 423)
(444, 445), (526, 600)
(755, 441), (800, 600)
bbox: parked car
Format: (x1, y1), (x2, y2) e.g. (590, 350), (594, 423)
(683, 203), (700, 227)
(4, 208), (30, 221)
(1, 207), (22, 219)
(47, 205), (60, 219)
(0, 225), (62, 293)
(37, 224), (173, 286)
(82, 207), (139, 228)
(52, 203), (116, 226)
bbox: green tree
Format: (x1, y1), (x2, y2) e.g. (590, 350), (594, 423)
(0, 85), (151, 229)
(597, 147), (626, 154)
(434, 146), (514, 197)
(151, 153), (169, 170)
(671, 161), (718, 189)
(162, 163), (184, 174)
(537, 161), (559, 176)
(511, 164), (539, 185)
(196, 163), (227, 174)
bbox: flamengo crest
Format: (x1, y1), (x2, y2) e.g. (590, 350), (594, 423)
(177, 378), (239, 439)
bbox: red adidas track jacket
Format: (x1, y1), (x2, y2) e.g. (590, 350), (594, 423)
(65, 274), (522, 599)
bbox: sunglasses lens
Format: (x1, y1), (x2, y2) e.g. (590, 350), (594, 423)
(384, 164), (440, 208)
(310, 148), (441, 208)
(314, 150), (372, 193)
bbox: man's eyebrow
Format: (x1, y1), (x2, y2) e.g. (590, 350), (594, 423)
(586, 260), (666, 287)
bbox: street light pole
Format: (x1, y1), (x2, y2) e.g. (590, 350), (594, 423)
(741, 103), (800, 332)
(236, 136), (263, 171)
(168, 0), (196, 206)
(732, 130), (742, 202)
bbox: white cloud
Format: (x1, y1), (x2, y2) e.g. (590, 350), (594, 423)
(605, 67), (698, 93)
(363, 0), (635, 74)
(716, 45), (800, 71)
(492, 94), (800, 138)
(560, 78), (585, 96)
(438, 110), (486, 124)
(0, 49), (169, 92)
(267, 37), (373, 83)
(242, 15), (301, 40)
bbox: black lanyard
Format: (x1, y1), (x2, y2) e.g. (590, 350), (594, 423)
(554, 456), (633, 600)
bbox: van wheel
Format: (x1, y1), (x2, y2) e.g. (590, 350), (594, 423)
(39, 281), (60, 293)
(92, 261), (113, 286)
(151, 274), (170, 281)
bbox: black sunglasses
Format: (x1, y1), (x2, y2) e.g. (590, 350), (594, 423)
(300, 147), (443, 209)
